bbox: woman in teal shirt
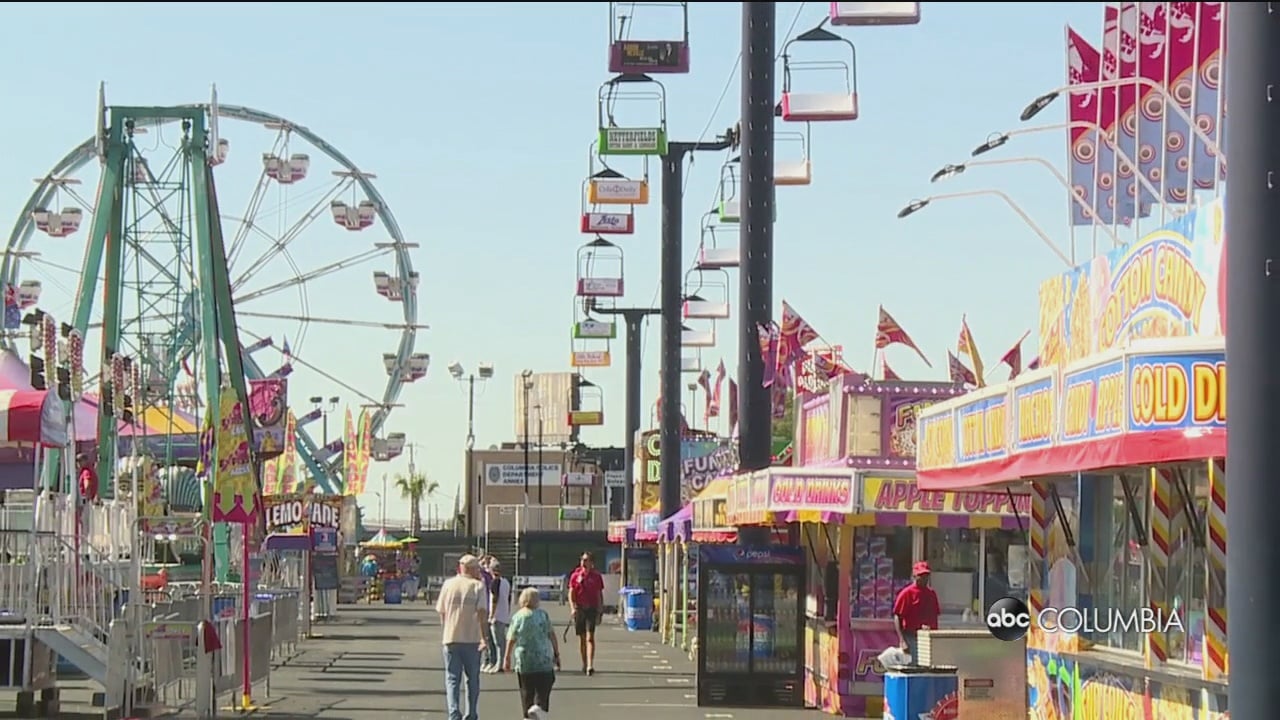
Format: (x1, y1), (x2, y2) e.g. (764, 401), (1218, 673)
(503, 587), (561, 718)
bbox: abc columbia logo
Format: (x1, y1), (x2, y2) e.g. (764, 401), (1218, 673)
(984, 596), (1184, 642)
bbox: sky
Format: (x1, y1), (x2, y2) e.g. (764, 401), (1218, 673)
(0, 2), (1136, 523)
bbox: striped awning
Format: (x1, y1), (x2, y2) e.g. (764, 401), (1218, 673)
(0, 389), (67, 447)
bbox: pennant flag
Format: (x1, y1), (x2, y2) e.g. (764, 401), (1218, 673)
(957, 315), (986, 387)
(778, 301), (820, 368)
(882, 360), (901, 382)
(1067, 26), (1104, 226)
(948, 351), (978, 387)
(1099, 3), (1146, 224)
(1113, 2), (1158, 209)
(697, 369), (712, 421)
(874, 306), (932, 367)
(1028, 356), (1042, 371)
(1136, 2), (1169, 205)
(999, 331), (1032, 379)
(708, 360), (726, 418)
(758, 322), (779, 387)
(728, 379), (739, 434)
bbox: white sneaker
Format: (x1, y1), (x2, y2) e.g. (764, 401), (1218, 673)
(527, 704), (546, 720)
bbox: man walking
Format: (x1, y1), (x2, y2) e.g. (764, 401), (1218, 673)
(436, 554), (488, 720)
(568, 551), (605, 675)
(485, 560), (512, 673)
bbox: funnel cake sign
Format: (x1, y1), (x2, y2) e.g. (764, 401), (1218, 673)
(766, 470), (856, 514)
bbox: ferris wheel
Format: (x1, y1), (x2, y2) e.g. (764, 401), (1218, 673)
(1, 88), (426, 493)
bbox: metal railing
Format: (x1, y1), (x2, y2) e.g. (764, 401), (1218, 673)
(483, 504), (610, 533)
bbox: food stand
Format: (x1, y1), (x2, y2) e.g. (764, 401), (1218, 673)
(358, 529), (409, 602)
(915, 201), (1230, 719)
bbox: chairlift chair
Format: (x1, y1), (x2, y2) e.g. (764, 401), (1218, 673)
(576, 237), (625, 298)
(779, 27), (860, 122)
(569, 376), (605, 426)
(775, 128), (813, 186)
(717, 158), (741, 222)
(608, 2), (691, 74)
(696, 211), (739, 270)
(681, 323), (716, 348)
(598, 74), (669, 156)
(829, 2), (921, 26)
(571, 298), (615, 370)
(682, 268), (731, 320)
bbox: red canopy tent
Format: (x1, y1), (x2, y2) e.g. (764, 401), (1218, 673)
(0, 389), (69, 447)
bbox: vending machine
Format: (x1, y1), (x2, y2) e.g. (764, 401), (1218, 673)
(696, 545), (805, 708)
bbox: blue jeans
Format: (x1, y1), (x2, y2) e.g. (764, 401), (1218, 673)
(487, 621), (508, 666)
(443, 643), (482, 720)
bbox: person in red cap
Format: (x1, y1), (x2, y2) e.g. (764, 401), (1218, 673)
(893, 561), (940, 661)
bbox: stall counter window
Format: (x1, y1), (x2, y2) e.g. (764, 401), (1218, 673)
(851, 526), (913, 620)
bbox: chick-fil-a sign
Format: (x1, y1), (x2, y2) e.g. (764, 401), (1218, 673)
(766, 470), (857, 514)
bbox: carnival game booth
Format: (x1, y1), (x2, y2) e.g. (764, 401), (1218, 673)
(916, 198), (1229, 718)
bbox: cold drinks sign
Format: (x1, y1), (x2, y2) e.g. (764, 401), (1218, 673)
(766, 470), (856, 514)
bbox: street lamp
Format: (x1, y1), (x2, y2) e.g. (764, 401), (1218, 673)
(533, 403), (545, 506)
(896, 190), (1072, 267)
(520, 370), (534, 522)
(929, 158), (1124, 248)
(1017, 78), (1225, 175)
(309, 395), (340, 446)
(448, 362), (493, 535)
(686, 381), (698, 431)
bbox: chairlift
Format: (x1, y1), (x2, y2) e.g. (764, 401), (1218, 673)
(696, 211), (739, 270)
(608, 2), (691, 74)
(598, 74), (669, 156)
(681, 323), (716, 348)
(829, 2), (920, 26)
(717, 157), (741, 222)
(775, 127), (813, 186)
(569, 376), (605, 426)
(571, 298), (614, 370)
(682, 267), (731, 320)
(581, 180), (635, 235)
(587, 141), (650, 207)
(576, 237), (625, 298)
(779, 27), (860, 122)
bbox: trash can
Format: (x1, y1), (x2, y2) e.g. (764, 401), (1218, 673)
(884, 665), (959, 720)
(383, 578), (404, 605)
(620, 587), (652, 631)
(402, 575), (420, 601)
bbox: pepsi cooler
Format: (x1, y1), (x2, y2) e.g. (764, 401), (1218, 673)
(696, 545), (805, 708)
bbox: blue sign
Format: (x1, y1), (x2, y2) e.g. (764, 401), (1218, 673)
(1011, 375), (1055, 453)
(1125, 351), (1226, 432)
(699, 545), (804, 565)
(1059, 359), (1125, 444)
(311, 528), (338, 553)
(954, 394), (1009, 465)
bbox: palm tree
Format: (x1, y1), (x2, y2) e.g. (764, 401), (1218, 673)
(395, 471), (438, 537)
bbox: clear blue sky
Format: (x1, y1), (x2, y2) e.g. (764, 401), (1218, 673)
(0, 2), (1127, 521)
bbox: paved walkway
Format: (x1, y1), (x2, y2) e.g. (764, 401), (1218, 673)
(250, 602), (809, 720)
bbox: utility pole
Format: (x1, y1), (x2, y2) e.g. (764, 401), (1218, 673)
(659, 136), (735, 522)
(1224, 6), (1275, 716)
(520, 369), (534, 527)
(736, 1), (777, 546)
(536, 406), (545, 505)
(586, 302), (659, 519)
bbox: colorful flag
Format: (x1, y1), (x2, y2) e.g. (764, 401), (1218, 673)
(211, 388), (257, 523)
(948, 351), (978, 387)
(728, 379), (738, 434)
(1162, 2), (1199, 203)
(957, 316), (986, 387)
(697, 369), (712, 421)
(1068, 26), (1104, 226)
(1000, 331), (1032, 379)
(1191, 2), (1224, 190)
(1028, 356), (1043, 371)
(757, 322), (779, 388)
(778, 301), (820, 367)
(1099, 3), (1144, 224)
(1136, 2), (1170, 203)
(708, 360), (726, 418)
(874, 306), (931, 367)
(882, 360), (901, 381)
(1114, 2), (1158, 209)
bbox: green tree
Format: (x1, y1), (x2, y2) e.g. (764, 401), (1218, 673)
(771, 392), (796, 446)
(395, 471), (438, 537)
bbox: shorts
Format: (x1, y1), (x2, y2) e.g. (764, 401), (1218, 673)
(574, 607), (600, 636)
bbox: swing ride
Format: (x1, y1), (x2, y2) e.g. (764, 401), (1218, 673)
(5, 90), (424, 493)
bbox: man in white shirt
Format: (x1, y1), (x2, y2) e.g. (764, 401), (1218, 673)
(436, 554), (488, 720)
(484, 560), (512, 673)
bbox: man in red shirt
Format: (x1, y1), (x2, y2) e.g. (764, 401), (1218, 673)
(893, 561), (941, 662)
(568, 551), (605, 675)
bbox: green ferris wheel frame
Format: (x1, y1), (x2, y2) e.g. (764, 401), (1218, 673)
(4, 101), (422, 494)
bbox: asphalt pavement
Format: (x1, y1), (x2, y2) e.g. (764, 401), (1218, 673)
(249, 602), (812, 720)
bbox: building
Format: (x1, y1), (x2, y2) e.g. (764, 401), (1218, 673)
(464, 444), (609, 535)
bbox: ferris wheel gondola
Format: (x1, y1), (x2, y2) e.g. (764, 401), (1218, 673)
(3, 96), (424, 493)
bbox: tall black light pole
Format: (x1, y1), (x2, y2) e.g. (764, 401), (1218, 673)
(521, 370), (533, 519)
(736, 1), (777, 546)
(1225, 6), (1277, 716)
(585, 301), (659, 519)
(535, 404), (546, 505)
(449, 361), (493, 535)
(309, 395), (340, 447)
(658, 135), (736, 521)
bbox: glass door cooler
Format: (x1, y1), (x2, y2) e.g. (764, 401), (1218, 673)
(696, 545), (805, 707)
